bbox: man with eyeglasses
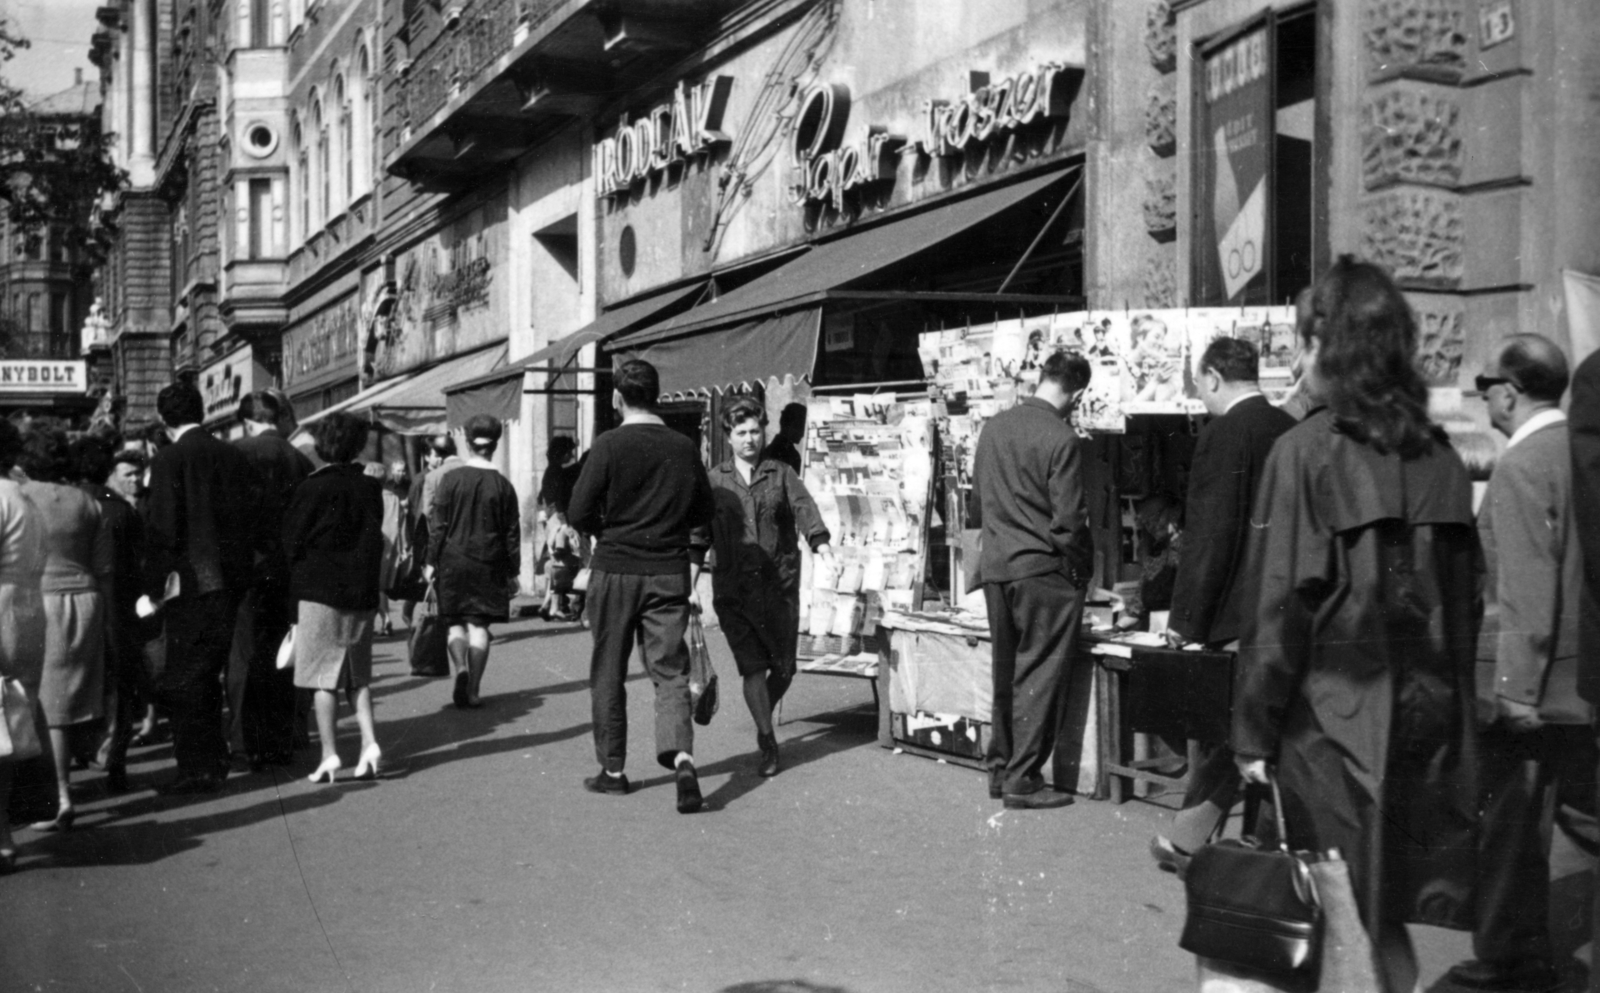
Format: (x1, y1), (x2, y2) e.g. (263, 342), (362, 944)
(1449, 334), (1596, 993)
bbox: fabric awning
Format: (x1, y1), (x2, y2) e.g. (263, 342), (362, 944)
(614, 309), (821, 397)
(295, 343), (508, 440)
(442, 281), (708, 425)
(613, 166), (1078, 349)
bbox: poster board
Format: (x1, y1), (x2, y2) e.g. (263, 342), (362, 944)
(797, 396), (936, 658)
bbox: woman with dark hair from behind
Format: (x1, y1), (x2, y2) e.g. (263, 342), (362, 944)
(17, 423), (112, 831)
(1230, 256), (1481, 992)
(283, 412), (385, 782)
(0, 418), (45, 870)
(424, 414), (520, 709)
(69, 436), (147, 792)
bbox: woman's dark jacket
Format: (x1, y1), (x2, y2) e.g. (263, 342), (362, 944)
(707, 458), (829, 600)
(1232, 408), (1482, 934)
(281, 463), (384, 611)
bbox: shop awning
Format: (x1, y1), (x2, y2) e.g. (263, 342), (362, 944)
(612, 166), (1079, 350)
(614, 309), (821, 398)
(441, 281), (708, 426)
(296, 342), (508, 440)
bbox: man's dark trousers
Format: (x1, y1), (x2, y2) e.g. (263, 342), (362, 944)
(588, 570), (694, 772)
(160, 590), (244, 778)
(984, 572), (1084, 795)
(1474, 722), (1599, 967)
(240, 583), (297, 760)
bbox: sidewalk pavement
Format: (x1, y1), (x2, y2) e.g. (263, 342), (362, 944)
(1, 608), (1590, 993)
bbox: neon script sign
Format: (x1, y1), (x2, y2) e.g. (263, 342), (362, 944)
(790, 83), (902, 210)
(594, 76), (734, 200)
(916, 63), (1078, 157)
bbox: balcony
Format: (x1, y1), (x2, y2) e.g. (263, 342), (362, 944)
(387, 0), (753, 189)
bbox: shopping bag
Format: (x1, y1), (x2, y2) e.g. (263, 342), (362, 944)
(276, 624), (296, 670)
(0, 677), (41, 760)
(408, 583), (450, 677)
(687, 612), (718, 726)
(1181, 777), (1323, 979)
(572, 568), (592, 593)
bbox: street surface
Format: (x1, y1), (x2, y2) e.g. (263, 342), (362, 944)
(2, 606), (1590, 993)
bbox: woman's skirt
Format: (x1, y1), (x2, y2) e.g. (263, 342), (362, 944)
(39, 590), (104, 727)
(0, 581), (46, 696)
(293, 601), (375, 691)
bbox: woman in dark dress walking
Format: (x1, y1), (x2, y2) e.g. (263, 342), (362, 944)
(1231, 257), (1481, 993)
(425, 415), (520, 708)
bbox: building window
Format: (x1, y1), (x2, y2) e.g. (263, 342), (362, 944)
(49, 292), (68, 357)
(248, 178), (273, 258)
(357, 47), (373, 193)
(1190, 5), (1317, 307)
(250, 0), (271, 47)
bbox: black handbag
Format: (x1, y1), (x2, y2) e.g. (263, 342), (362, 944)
(407, 582), (450, 678)
(1179, 776), (1323, 978)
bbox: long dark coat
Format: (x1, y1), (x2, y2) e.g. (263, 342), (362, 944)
(1231, 408), (1482, 937)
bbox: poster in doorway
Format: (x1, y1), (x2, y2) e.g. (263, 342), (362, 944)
(1194, 17), (1275, 306)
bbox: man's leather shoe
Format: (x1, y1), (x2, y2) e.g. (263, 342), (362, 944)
(156, 774), (224, 796)
(756, 733), (780, 778)
(583, 771), (630, 795)
(1445, 959), (1560, 992)
(675, 764), (703, 813)
(1001, 789), (1074, 810)
(1149, 834), (1192, 878)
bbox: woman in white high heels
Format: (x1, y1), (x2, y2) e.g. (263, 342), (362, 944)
(282, 413), (386, 783)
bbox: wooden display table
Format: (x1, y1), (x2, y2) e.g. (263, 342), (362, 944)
(1084, 635), (1233, 803)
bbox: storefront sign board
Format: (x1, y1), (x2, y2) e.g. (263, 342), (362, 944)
(283, 293), (361, 395)
(0, 360), (88, 394)
(594, 76), (734, 200)
(200, 343), (269, 424)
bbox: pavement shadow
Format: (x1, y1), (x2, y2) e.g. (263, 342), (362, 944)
(631, 706), (877, 812)
(718, 982), (858, 993)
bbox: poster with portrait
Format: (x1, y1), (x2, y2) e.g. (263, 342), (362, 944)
(1194, 17), (1275, 307)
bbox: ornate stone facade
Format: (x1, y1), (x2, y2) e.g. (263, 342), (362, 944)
(1145, 1), (1175, 74)
(1415, 305), (1465, 386)
(1359, 188), (1463, 286)
(1143, 174), (1176, 240)
(1361, 87), (1462, 190)
(1362, 0), (1469, 81)
(1141, 251), (1176, 308)
(1145, 79), (1176, 157)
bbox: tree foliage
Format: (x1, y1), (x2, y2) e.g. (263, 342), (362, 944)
(0, 16), (125, 275)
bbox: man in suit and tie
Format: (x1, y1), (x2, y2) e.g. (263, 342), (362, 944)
(1151, 337), (1295, 873)
(1568, 343), (1600, 993)
(1449, 334), (1596, 993)
(141, 382), (261, 794)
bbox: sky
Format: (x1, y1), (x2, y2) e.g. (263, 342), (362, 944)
(2, 0), (102, 101)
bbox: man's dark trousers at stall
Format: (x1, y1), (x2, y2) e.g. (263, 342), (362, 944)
(588, 570), (695, 772)
(985, 572), (1083, 797)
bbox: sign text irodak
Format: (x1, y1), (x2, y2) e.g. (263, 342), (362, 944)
(594, 77), (734, 200)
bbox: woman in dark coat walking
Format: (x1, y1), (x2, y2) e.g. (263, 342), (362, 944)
(282, 413), (386, 782)
(1231, 257), (1481, 993)
(425, 415), (520, 709)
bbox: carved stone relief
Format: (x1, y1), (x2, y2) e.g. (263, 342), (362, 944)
(1143, 174), (1176, 240)
(1145, 1), (1176, 74)
(1363, 0), (1468, 81)
(1142, 251), (1177, 308)
(1414, 305), (1465, 386)
(1359, 188), (1463, 286)
(1362, 88), (1462, 190)
(1145, 79), (1176, 157)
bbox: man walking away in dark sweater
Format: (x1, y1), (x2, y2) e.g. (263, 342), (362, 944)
(569, 359), (715, 813)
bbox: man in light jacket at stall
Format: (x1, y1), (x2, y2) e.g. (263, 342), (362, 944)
(972, 349), (1092, 810)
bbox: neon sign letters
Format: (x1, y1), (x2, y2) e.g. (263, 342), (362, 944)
(594, 76), (734, 200)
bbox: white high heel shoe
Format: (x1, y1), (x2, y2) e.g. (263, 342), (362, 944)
(307, 756), (342, 784)
(352, 744), (383, 781)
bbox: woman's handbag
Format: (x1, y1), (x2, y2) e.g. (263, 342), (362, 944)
(1180, 776), (1324, 979)
(572, 567), (592, 594)
(687, 612), (718, 726)
(0, 677), (41, 760)
(408, 582), (451, 677)
(276, 624), (296, 670)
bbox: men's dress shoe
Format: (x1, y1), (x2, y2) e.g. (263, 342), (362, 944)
(452, 672), (471, 708)
(988, 774), (1003, 800)
(156, 774), (224, 796)
(1149, 834), (1192, 878)
(1445, 959), (1561, 992)
(675, 764), (703, 813)
(1002, 789), (1075, 810)
(583, 772), (630, 796)
(757, 732), (780, 778)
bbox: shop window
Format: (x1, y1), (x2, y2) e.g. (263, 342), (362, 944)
(1191, 4), (1317, 307)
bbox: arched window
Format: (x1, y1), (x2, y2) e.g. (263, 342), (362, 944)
(312, 97), (327, 229)
(293, 118), (307, 244)
(335, 74), (351, 207)
(355, 45), (373, 194)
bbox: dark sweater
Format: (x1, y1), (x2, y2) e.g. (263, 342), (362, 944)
(281, 463), (385, 611)
(568, 422), (714, 575)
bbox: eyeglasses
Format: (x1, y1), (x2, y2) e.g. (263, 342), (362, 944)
(1474, 375), (1521, 394)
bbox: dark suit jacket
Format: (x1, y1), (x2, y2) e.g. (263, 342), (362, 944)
(142, 426), (260, 601)
(1168, 394), (1296, 645)
(1569, 351), (1600, 704)
(1477, 418), (1588, 724)
(234, 429), (314, 584)
(972, 396), (1090, 586)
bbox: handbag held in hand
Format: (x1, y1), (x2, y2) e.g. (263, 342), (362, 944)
(687, 612), (718, 726)
(0, 677), (41, 760)
(1180, 776), (1323, 979)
